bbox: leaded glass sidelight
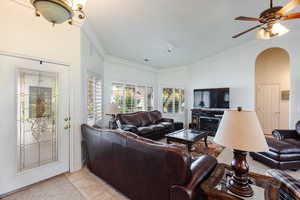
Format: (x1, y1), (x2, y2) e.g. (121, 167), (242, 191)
(17, 69), (58, 172)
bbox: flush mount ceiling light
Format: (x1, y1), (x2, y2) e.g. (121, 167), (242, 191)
(30, 0), (87, 25)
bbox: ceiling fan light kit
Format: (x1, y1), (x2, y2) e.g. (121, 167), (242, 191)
(30, 0), (87, 25)
(233, 0), (300, 39)
(272, 22), (290, 35)
(256, 22), (289, 39)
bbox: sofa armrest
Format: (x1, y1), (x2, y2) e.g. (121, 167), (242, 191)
(272, 129), (298, 141)
(170, 155), (217, 200)
(122, 124), (138, 133)
(92, 124), (102, 129)
(161, 118), (174, 123)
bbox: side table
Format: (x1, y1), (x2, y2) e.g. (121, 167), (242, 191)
(200, 163), (281, 200)
(174, 121), (184, 131)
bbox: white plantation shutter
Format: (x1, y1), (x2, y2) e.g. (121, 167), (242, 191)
(87, 76), (102, 126)
(162, 88), (184, 114)
(95, 78), (102, 120)
(112, 83), (154, 113)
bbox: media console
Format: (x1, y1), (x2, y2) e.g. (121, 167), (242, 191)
(190, 108), (225, 136)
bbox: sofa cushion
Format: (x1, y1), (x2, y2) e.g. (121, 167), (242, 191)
(267, 137), (300, 154)
(261, 151), (300, 162)
(137, 126), (153, 135)
(148, 110), (162, 124)
(149, 124), (165, 131)
(119, 113), (142, 127)
(160, 122), (173, 129)
(140, 112), (152, 126)
(284, 138), (300, 148)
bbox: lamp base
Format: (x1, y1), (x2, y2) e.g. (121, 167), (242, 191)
(227, 149), (253, 197)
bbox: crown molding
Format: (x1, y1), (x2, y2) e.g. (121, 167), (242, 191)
(81, 20), (106, 60)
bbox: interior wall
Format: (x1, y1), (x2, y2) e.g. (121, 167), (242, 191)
(160, 31), (300, 127)
(255, 48), (290, 129)
(103, 56), (158, 126)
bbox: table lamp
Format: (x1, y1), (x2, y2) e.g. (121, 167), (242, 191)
(214, 107), (268, 197)
(107, 103), (118, 118)
(106, 103), (118, 129)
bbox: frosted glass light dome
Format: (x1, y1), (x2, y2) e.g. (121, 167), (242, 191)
(33, 0), (73, 24)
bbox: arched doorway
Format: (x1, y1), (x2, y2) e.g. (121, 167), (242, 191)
(255, 47), (290, 135)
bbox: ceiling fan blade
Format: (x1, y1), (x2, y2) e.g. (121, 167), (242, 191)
(235, 16), (261, 21)
(282, 12), (300, 20)
(232, 24), (264, 38)
(277, 0), (300, 16)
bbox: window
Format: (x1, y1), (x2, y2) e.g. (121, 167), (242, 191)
(162, 88), (184, 114)
(87, 75), (102, 126)
(112, 83), (154, 113)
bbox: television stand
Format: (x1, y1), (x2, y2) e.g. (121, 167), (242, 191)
(190, 108), (225, 136)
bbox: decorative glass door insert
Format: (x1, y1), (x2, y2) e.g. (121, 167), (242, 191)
(17, 69), (58, 172)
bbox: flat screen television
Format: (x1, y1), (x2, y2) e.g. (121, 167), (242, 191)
(194, 88), (230, 109)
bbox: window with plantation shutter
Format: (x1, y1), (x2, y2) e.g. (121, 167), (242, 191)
(162, 88), (184, 114)
(87, 76), (102, 126)
(111, 83), (154, 113)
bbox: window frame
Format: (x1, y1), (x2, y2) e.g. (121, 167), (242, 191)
(86, 72), (103, 126)
(162, 87), (185, 114)
(111, 82), (154, 113)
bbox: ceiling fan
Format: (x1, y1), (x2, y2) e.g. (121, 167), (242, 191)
(233, 0), (300, 39)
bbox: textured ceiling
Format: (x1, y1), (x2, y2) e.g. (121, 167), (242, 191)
(85, 0), (299, 68)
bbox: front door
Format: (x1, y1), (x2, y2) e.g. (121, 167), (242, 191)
(0, 55), (70, 195)
(256, 84), (280, 135)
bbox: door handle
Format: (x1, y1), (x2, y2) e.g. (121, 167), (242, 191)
(64, 124), (71, 130)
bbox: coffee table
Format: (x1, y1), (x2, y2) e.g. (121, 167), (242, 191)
(166, 129), (209, 151)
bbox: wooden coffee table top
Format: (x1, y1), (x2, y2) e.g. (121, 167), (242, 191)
(166, 129), (209, 143)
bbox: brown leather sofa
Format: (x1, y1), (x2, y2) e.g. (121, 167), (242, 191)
(250, 121), (300, 170)
(116, 110), (175, 140)
(81, 124), (218, 200)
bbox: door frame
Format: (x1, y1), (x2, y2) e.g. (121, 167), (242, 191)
(254, 47), (291, 130)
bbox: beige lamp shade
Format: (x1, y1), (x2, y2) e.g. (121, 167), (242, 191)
(214, 110), (268, 152)
(107, 103), (118, 115)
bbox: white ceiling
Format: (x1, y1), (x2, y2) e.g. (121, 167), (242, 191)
(85, 0), (299, 68)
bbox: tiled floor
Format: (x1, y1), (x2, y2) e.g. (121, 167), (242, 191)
(66, 168), (128, 200)
(2, 175), (85, 200)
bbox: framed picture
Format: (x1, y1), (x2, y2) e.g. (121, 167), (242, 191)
(281, 90), (290, 101)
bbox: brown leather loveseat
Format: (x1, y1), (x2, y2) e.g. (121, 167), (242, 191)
(81, 124), (218, 200)
(250, 121), (300, 170)
(116, 110), (175, 140)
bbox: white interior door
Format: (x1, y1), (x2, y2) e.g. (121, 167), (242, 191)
(0, 55), (70, 195)
(256, 84), (280, 135)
